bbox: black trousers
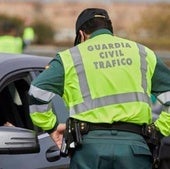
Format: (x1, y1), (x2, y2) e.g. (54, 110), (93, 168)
(158, 136), (170, 169)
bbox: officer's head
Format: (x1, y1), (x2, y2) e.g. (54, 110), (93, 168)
(74, 8), (113, 46)
(1, 21), (17, 35)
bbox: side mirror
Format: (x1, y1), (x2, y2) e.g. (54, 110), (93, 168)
(0, 126), (40, 154)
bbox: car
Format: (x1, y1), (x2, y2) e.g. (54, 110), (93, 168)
(0, 53), (70, 169)
(0, 126), (40, 154)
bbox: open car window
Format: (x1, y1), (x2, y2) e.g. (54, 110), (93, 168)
(0, 72), (43, 134)
(0, 69), (69, 136)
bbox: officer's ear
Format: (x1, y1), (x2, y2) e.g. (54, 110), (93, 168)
(79, 30), (89, 43)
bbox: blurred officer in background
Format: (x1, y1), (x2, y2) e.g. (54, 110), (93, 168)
(22, 17), (35, 47)
(29, 8), (170, 169)
(0, 21), (23, 53)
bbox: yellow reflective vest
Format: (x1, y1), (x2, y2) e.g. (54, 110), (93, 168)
(0, 35), (23, 53)
(59, 34), (157, 125)
(23, 27), (35, 41)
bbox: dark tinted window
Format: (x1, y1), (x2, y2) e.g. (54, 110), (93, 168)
(0, 73), (43, 134)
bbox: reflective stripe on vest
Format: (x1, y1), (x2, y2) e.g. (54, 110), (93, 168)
(29, 85), (56, 102)
(29, 103), (51, 114)
(157, 91), (170, 104)
(68, 44), (150, 115)
(137, 44), (147, 93)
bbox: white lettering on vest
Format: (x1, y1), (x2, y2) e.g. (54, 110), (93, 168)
(99, 50), (124, 59)
(93, 58), (133, 69)
(87, 42), (131, 51)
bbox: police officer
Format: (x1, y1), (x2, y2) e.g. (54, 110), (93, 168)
(0, 21), (23, 53)
(22, 17), (35, 47)
(23, 26), (35, 47)
(28, 8), (170, 169)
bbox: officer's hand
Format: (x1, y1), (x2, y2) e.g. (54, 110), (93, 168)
(50, 123), (66, 149)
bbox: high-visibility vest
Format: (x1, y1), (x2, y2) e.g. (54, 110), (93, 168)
(0, 35), (23, 53)
(23, 27), (34, 41)
(59, 34), (157, 125)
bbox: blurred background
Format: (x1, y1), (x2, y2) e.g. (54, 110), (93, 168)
(0, 0), (170, 65)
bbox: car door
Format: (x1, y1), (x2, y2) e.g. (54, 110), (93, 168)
(0, 69), (70, 169)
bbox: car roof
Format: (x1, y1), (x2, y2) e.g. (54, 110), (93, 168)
(0, 53), (52, 80)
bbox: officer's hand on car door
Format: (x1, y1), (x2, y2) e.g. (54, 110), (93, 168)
(50, 123), (66, 149)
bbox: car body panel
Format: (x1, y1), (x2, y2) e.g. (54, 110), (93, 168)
(0, 133), (69, 169)
(0, 53), (70, 169)
(0, 53), (51, 87)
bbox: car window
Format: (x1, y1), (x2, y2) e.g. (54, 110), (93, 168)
(0, 72), (43, 134)
(0, 69), (69, 136)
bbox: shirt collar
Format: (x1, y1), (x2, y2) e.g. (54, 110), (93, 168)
(90, 29), (113, 39)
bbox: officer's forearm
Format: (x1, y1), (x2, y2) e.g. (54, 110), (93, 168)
(30, 109), (58, 131)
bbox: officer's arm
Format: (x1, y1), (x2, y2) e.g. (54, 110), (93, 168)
(151, 56), (170, 136)
(28, 54), (65, 134)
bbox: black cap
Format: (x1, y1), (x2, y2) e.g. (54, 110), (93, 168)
(74, 8), (110, 45)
